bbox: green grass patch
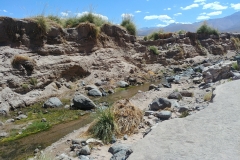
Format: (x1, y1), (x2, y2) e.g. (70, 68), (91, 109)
(232, 62), (239, 70)
(89, 108), (117, 143)
(197, 21), (219, 35)
(149, 46), (159, 55)
(121, 14), (136, 36)
(1, 99), (84, 142)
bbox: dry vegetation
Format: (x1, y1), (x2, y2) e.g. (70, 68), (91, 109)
(11, 55), (32, 67)
(113, 99), (143, 135)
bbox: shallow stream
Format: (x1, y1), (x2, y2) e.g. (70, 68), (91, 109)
(0, 81), (160, 160)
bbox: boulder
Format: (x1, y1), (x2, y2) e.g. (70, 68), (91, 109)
(85, 85), (98, 91)
(148, 84), (157, 90)
(108, 143), (133, 160)
(72, 93), (96, 110)
(0, 132), (9, 137)
(144, 110), (155, 116)
(88, 88), (102, 97)
(202, 61), (233, 83)
(168, 92), (182, 100)
(149, 98), (172, 111)
(42, 97), (63, 108)
(155, 111), (172, 120)
(118, 81), (129, 88)
(193, 77), (202, 84)
(79, 145), (91, 155)
(79, 155), (90, 160)
(16, 114), (28, 120)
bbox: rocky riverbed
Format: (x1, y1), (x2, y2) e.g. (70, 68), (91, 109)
(0, 16), (240, 160)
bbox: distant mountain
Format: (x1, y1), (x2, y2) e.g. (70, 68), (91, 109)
(137, 11), (240, 36)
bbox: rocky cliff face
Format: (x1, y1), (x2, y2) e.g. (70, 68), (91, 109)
(0, 16), (238, 115)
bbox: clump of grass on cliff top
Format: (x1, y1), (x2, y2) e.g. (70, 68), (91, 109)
(146, 30), (173, 41)
(64, 12), (109, 28)
(197, 21), (219, 36)
(120, 14), (136, 36)
(31, 16), (50, 34)
(230, 37), (240, 50)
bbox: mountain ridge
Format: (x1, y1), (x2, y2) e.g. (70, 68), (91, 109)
(137, 11), (240, 36)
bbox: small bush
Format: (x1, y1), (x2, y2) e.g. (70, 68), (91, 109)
(204, 92), (212, 101)
(113, 99), (143, 135)
(230, 37), (240, 50)
(29, 77), (38, 86)
(89, 108), (117, 143)
(179, 111), (189, 118)
(22, 84), (29, 90)
(149, 46), (159, 55)
(232, 62), (239, 70)
(121, 15), (136, 36)
(178, 30), (186, 34)
(143, 36), (147, 41)
(197, 22), (219, 35)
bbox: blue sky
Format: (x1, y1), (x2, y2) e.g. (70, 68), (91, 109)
(0, 0), (240, 28)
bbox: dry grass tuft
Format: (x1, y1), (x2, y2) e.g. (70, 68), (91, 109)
(11, 55), (32, 67)
(113, 99), (143, 135)
(204, 92), (212, 101)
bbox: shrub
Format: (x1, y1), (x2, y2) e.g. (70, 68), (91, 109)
(113, 99), (143, 135)
(178, 30), (186, 34)
(197, 22), (219, 35)
(147, 31), (172, 40)
(149, 46), (159, 55)
(232, 62), (239, 70)
(230, 37), (240, 50)
(29, 77), (38, 86)
(148, 32), (159, 40)
(143, 36), (147, 41)
(204, 92), (212, 101)
(89, 108), (117, 143)
(120, 15), (136, 36)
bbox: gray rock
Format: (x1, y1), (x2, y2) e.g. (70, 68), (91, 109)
(162, 82), (171, 88)
(110, 149), (133, 160)
(0, 132), (8, 137)
(42, 97), (63, 108)
(41, 118), (47, 122)
(88, 88), (102, 97)
(79, 145), (91, 155)
(123, 135), (128, 140)
(144, 110), (155, 116)
(108, 89), (115, 94)
(118, 81), (129, 88)
(149, 98), (172, 111)
(202, 61), (233, 83)
(5, 119), (15, 123)
(79, 155), (90, 160)
(155, 111), (172, 120)
(170, 100), (180, 109)
(111, 135), (117, 144)
(72, 139), (82, 144)
(85, 85), (98, 91)
(55, 82), (62, 88)
(177, 106), (189, 113)
(149, 84), (157, 90)
(64, 83), (72, 89)
(193, 77), (203, 84)
(168, 92), (182, 100)
(108, 143), (131, 155)
(72, 93), (96, 110)
(16, 114), (27, 120)
(56, 153), (71, 160)
(231, 71), (240, 80)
